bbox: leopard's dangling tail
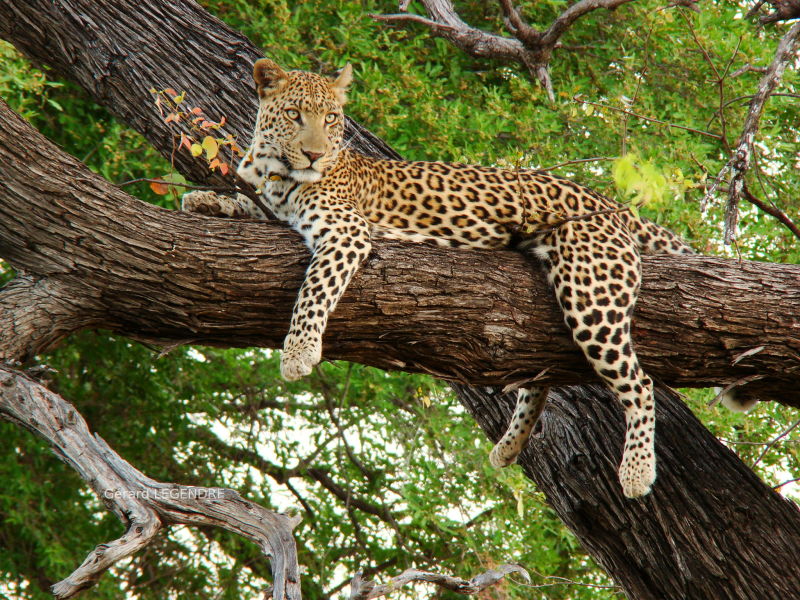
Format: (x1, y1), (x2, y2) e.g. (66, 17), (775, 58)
(716, 387), (759, 412)
(617, 211), (695, 256)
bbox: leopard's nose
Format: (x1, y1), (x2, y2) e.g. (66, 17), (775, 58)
(302, 150), (324, 163)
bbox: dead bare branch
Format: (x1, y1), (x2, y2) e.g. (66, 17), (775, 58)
(372, 0), (636, 101)
(720, 20), (800, 244)
(0, 366), (302, 600)
(348, 564), (530, 600)
(730, 63), (769, 77)
(539, 0), (635, 47)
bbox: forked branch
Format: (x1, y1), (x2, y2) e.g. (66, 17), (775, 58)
(372, 0), (634, 100)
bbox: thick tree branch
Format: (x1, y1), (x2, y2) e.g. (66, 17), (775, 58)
(456, 383), (800, 599)
(1, 97), (799, 404)
(2, 2), (800, 599)
(0, 366), (302, 600)
(0, 276), (101, 364)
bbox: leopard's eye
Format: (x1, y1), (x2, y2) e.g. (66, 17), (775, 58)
(324, 112), (338, 124)
(286, 108), (300, 121)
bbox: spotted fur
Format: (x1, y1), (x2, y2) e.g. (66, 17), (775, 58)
(182, 59), (695, 499)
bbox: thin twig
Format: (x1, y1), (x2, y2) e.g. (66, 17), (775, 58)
(720, 438), (800, 447)
(119, 177), (233, 193)
(575, 98), (723, 140)
(119, 177), (273, 220)
(622, 17), (657, 155)
(348, 564), (530, 600)
(518, 566), (624, 592)
(681, 11), (736, 152)
(753, 417), (800, 468)
(717, 92), (800, 114)
(774, 476), (800, 491)
(730, 64), (768, 78)
(742, 184), (800, 241)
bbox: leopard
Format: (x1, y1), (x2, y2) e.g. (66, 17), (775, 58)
(182, 58), (697, 499)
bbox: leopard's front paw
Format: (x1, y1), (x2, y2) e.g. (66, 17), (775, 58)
(280, 337), (322, 381)
(181, 190), (222, 215)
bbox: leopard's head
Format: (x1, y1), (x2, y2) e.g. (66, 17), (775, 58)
(237, 59), (352, 185)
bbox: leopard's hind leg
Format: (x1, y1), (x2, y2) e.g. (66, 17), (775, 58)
(533, 216), (656, 498)
(489, 386), (548, 467)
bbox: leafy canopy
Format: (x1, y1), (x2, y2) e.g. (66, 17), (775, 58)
(0, 1), (797, 598)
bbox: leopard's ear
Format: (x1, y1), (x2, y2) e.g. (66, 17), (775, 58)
(329, 63), (353, 105)
(253, 59), (288, 98)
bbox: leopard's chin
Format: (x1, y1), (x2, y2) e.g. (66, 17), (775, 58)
(290, 168), (324, 183)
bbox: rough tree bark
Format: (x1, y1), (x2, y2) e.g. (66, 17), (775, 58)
(1, 1), (800, 599)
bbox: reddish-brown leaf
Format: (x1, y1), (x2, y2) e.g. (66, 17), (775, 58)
(149, 180), (171, 195)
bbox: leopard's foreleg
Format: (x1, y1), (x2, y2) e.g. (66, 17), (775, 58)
(280, 208), (372, 381)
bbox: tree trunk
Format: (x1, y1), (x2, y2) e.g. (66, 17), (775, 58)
(456, 383), (800, 599)
(1, 1), (799, 599)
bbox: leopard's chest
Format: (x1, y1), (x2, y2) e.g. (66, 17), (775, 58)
(261, 179), (303, 224)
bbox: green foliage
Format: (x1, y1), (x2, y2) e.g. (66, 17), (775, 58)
(1, 1), (798, 599)
(0, 41), (175, 209)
